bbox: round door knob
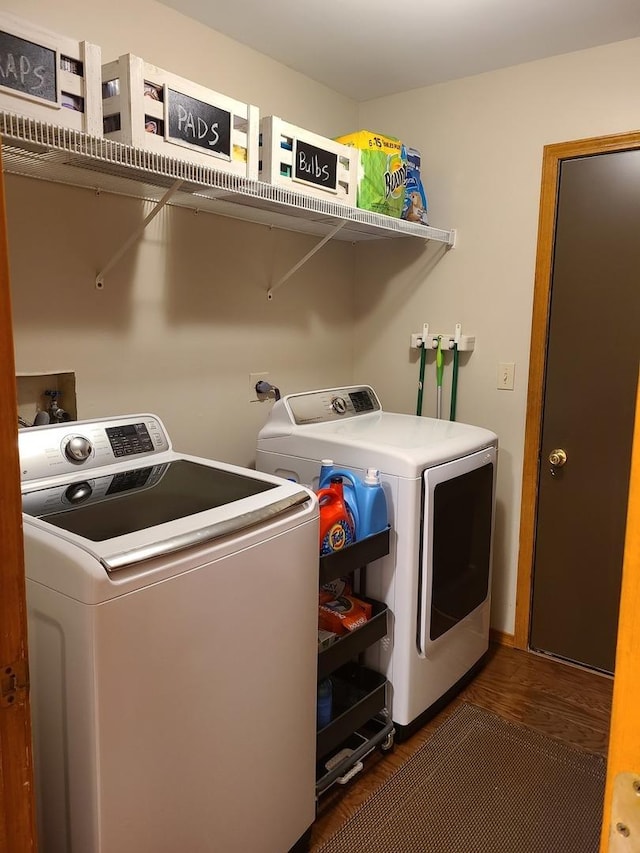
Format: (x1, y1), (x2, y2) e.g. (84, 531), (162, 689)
(548, 448), (567, 467)
(65, 435), (93, 463)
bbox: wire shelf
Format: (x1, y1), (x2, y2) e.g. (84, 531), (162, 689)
(0, 111), (455, 244)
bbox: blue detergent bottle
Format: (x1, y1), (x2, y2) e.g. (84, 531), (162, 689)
(358, 468), (388, 539)
(319, 462), (388, 540)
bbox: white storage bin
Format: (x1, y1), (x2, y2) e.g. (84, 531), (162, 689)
(101, 54), (259, 178)
(0, 12), (101, 135)
(259, 116), (357, 207)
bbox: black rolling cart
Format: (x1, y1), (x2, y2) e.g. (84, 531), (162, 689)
(315, 527), (394, 797)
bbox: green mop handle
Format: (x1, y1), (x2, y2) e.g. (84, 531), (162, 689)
(436, 336), (444, 388)
(416, 342), (427, 416)
(450, 343), (459, 421)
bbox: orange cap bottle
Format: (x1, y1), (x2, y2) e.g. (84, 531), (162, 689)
(316, 477), (356, 555)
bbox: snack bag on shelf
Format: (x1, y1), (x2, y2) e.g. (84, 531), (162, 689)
(401, 147), (429, 225)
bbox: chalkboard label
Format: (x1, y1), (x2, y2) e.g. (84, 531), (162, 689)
(0, 29), (58, 105)
(166, 88), (231, 160)
(293, 139), (338, 192)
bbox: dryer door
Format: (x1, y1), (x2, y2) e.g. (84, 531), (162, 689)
(418, 446), (496, 656)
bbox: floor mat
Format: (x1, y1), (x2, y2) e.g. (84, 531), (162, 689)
(315, 702), (605, 853)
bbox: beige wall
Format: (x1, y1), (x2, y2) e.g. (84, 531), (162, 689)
(355, 37), (640, 633)
(6, 176), (356, 468)
(3, 0), (356, 135)
(0, 0), (356, 465)
(3, 0), (359, 469)
(4, 0), (639, 635)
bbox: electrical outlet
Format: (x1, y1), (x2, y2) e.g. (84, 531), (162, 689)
(249, 372), (269, 402)
(497, 362), (515, 391)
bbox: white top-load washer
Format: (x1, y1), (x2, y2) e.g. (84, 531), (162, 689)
(257, 385), (498, 741)
(20, 414), (318, 853)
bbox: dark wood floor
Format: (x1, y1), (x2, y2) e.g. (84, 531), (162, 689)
(310, 644), (613, 850)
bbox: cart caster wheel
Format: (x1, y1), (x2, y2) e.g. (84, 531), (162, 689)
(381, 733), (395, 753)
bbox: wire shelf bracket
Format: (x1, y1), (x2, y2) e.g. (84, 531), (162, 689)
(267, 219), (347, 300)
(95, 179), (183, 289)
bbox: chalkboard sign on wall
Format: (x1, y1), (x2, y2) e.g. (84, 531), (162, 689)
(166, 89), (231, 159)
(0, 29), (58, 105)
(293, 139), (338, 192)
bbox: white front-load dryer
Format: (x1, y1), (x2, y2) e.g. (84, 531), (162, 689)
(257, 385), (498, 740)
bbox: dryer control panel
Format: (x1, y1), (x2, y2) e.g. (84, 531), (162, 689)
(284, 386), (381, 425)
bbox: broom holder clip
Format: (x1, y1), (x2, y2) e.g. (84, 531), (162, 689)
(411, 322), (475, 352)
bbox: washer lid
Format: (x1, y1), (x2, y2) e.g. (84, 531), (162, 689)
(22, 455), (312, 571)
(258, 409), (498, 476)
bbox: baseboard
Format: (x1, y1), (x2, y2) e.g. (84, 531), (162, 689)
(490, 628), (516, 647)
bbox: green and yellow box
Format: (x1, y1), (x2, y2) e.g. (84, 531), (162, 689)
(335, 130), (407, 218)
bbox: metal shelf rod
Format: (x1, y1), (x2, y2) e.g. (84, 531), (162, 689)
(95, 179), (183, 289)
(267, 220), (347, 300)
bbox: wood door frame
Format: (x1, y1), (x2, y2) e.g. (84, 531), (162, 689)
(0, 143), (37, 849)
(600, 370), (640, 849)
(514, 129), (640, 650)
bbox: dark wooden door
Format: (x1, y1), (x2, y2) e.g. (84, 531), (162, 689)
(530, 149), (640, 673)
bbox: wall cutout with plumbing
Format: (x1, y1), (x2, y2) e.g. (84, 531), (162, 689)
(16, 371), (77, 427)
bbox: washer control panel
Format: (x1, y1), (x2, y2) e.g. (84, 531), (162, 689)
(285, 386), (381, 425)
(106, 422), (155, 457)
(19, 414), (170, 483)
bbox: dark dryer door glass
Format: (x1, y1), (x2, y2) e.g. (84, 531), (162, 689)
(428, 462), (494, 642)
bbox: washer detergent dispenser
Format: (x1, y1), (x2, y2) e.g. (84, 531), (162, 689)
(257, 385), (498, 740)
